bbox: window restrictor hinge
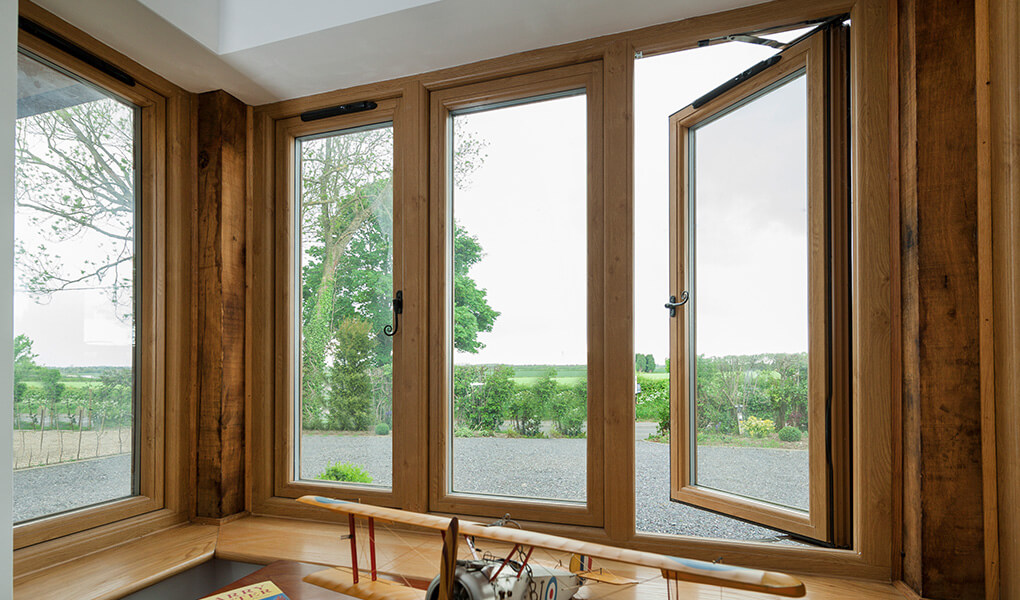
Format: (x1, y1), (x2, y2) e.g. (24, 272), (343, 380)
(699, 34), (787, 49)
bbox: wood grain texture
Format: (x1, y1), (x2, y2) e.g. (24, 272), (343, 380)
(197, 90), (248, 519)
(13, 524), (217, 600)
(897, 0), (986, 597)
(987, 0), (1020, 596)
(975, 0), (1000, 596)
(602, 40), (635, 544)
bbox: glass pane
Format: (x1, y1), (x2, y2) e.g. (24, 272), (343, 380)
(449, 92), (587, 503)
(14, 52), (139, 523)
(689, 73), (810, 511)
(296, 123), (394, 488)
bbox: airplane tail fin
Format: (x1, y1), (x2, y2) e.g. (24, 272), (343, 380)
(569, 554), (591, 573)
(570, 554), (636, 585)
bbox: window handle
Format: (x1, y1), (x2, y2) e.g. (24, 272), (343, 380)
(384, 290), (403, 336)
(665, 291), (689, 317)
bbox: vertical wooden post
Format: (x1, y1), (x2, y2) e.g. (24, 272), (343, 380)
(898, 0), (986, 597)
(196, 90), (248, 520)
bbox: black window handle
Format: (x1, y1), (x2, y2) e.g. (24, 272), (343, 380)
(665, 291), (689, 317)
(384, 290), (403, 336)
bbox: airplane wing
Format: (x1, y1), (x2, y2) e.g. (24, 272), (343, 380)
(303, 566), (425, 600)
(297, 495), (806, 598)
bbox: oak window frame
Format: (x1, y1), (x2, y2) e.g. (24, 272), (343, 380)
(667, 27), (851, 545)
(12, 1), (193, 567)
(272, 99), (408, 508)
(250, 0), (894, 581)
(427, 63), (606, 527)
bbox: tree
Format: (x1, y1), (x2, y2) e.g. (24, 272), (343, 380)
(635, 353), (647, 373)
(453, 226), (499, 353)
(15, 98), (137, 316)
(326, 319), (374, 431)
(13, 334), (38, 403)
(298, 126), (496, 428)
(550, 378), (586, 437)
(645, 354), (656, 372)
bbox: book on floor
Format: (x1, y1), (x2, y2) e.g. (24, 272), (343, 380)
(199, 580), (289, 600)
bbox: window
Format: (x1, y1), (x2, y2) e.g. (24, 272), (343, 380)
(14, 50), (139, 523)
(275, 98), (410, 507)
(13, 25), (168, 550)
(667, 24), (850, 544)
(429, 64), (605, 525)
(296, 121), (395, 488)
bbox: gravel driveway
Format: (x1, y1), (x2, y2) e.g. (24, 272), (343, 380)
(15, 425), (808, 543)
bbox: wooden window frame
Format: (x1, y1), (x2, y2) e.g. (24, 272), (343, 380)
(251, 0), (893, 581)
(12, 33), (167, 551)
(667, 29), (850, 544)
(427, 63), (605, 527)
(271, 99), (408, 508)
(12, 2), (195, 574)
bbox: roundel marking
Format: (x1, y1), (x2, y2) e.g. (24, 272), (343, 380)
(545, 577), (557, 600)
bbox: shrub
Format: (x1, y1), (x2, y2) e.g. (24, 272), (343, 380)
(744, 415), (774, 438)
(326, 319), (374, 431)
(778, 426), (802, 442)
(549, 384), (586, 437)
(318, 461), (373, 484)
(374, 423), (390, 435)
(507, 389), (543, 437)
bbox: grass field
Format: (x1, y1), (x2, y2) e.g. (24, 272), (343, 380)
(21, 380), (102, 390)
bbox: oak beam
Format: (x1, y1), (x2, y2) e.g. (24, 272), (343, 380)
(196, 90), (248, 519)
(898, 0), (986, 597)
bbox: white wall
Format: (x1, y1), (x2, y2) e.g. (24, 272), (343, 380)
(1, 0), (17, 593)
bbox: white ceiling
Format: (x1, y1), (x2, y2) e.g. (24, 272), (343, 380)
(35, 0), (771, 106)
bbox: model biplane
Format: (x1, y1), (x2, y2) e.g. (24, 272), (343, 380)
(296, 495), (806, 599)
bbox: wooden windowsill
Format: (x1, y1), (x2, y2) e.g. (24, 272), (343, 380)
(13, 523), (218, 600)
(11, 515), (912, 600)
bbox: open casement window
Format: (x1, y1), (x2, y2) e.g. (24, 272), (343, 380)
(276, 99), (404, 506)
(668, 23), (850, 545)
(429, 63), (605, 526)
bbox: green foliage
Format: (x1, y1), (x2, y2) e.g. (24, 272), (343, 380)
(635, 376), (668, 419)
(744, 415), (774, 438)
(317, 461), (373, 484)
(453, 226), (499, 354)
(375, 422), (390, 435)
(326, 319), (374, 431)
(645, 354), (656, 372)
(454, 364), (514, 431)
(634, 353), (647, 373)
(506, 389), (543, 437)
(778, 426), (802, 442)
(549, 378), (586, 437)
(664, 358), (670, 373)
